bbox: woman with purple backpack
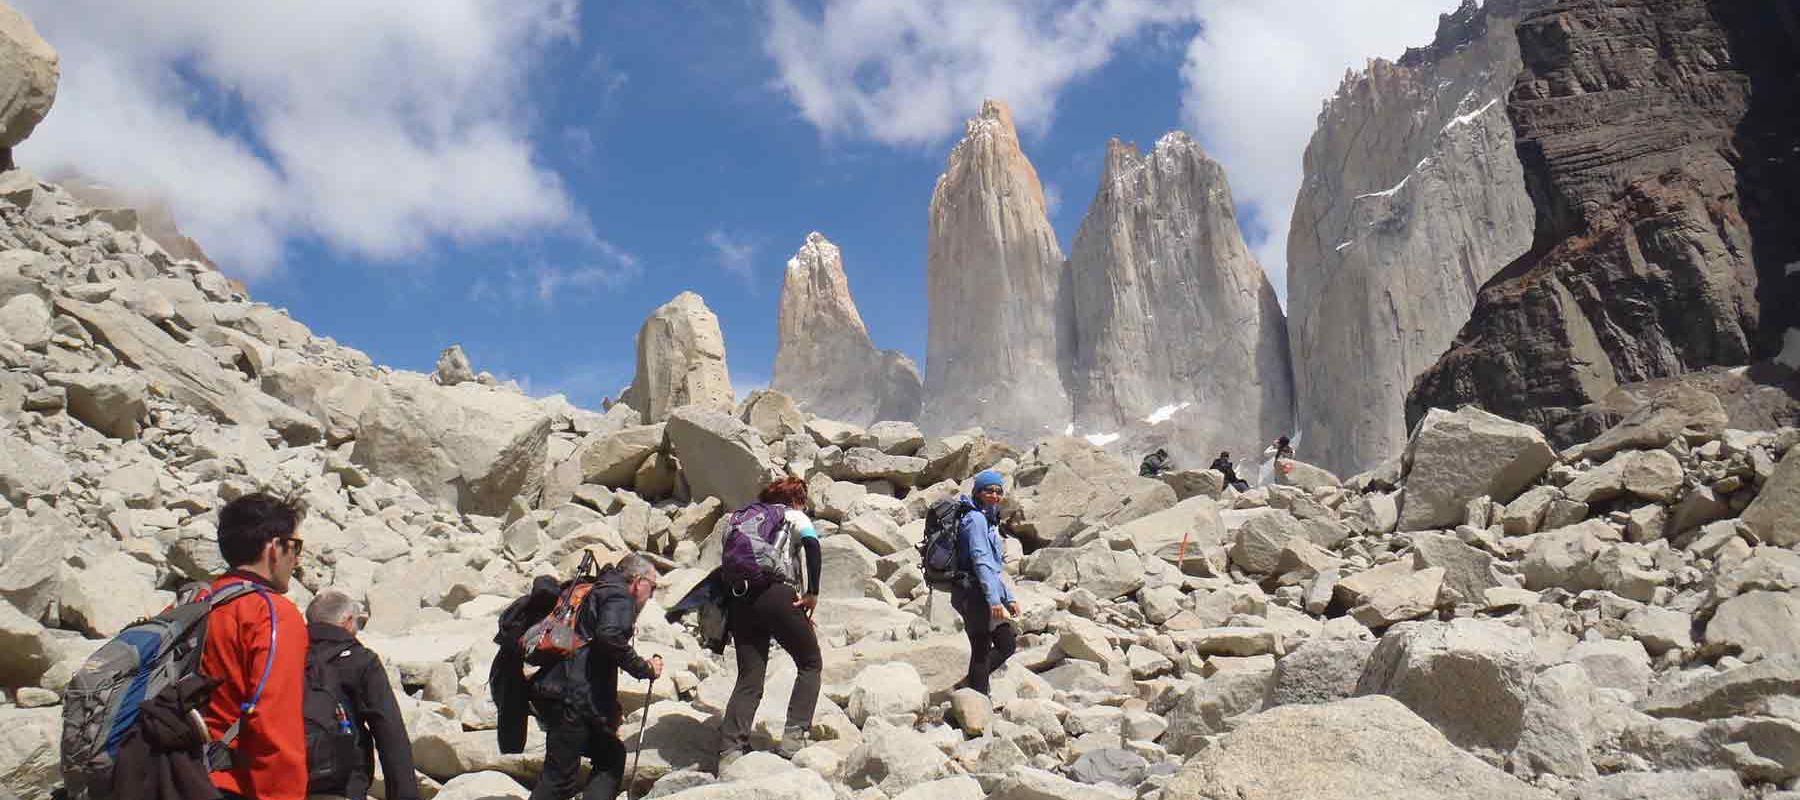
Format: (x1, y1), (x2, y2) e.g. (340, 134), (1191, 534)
(716, 477), (823, 772)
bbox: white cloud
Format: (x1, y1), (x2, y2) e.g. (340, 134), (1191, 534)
(764, 0), (1202, 146)
(13, 0), (582, 278)
(706, 229), (757, 280)
(1180, 0), (1458, 300)
(468, 230), (643, 307)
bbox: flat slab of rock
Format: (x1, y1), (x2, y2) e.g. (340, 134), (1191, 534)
(1163, 695), (1549, 800)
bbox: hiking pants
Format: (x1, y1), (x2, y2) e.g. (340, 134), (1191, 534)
(719, 583), (822, 754)
(953, 586), (1017, 696)
(528, 703), (626, 800)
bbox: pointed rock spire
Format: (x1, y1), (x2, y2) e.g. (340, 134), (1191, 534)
(622, 291), (735, 424)
(921, 99), (1072, 440)
(1067, 132), (1294, 462)
(772, 232), (922, 424)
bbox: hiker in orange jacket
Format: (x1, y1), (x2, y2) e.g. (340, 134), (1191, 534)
(200, 493), (310, 800)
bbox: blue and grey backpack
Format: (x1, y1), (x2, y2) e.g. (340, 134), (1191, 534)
(59, 580), (278, 800)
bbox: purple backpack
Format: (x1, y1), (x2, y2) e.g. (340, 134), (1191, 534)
(721, 502), (799, 591)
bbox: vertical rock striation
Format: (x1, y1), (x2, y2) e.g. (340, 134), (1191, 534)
(922, 100), (1073, 442)
(1287, 0), (1533, 477)
(622, 291), (735, 424)
(772, 232), (923, 425)
(1408, 0), (1800, 446)
(1068, 133), (1293, 463)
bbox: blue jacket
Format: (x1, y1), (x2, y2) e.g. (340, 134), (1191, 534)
(957, 496), (1016, 607)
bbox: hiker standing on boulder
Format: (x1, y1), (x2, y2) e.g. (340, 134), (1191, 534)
(717, 477), (825, 771)
(528, 554), (663, 800)
(1138, 448), (1172, 478)
(303, 589), (419, 800)
(202, 493), (311, 800)
(954, 470), (1020, 696)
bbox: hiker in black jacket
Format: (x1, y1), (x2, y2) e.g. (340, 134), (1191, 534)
(305, 589), (420, 800)
(529, 554), (664, 800)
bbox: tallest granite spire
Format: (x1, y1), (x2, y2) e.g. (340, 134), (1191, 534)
(921, 100), (1073, 441)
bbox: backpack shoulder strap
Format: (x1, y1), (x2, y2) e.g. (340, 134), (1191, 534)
(207, 580), (281, 749)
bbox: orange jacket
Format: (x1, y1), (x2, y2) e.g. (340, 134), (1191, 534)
(201, 572), (309, 800)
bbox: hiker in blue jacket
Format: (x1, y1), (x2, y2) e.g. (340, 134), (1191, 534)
(953, 470), (1020, 696)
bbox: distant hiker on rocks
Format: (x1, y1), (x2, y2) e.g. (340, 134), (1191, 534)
(204, 493), (310, 800)
(1266, 436), (1294, 462)
(528, 554), (664, 800)
(1138, 448), (1172, 478)
(954, 470), (1020, 696)
(303, 590), (419, 800)
(1211, 451), (1248, 492)
(718, 477), (825, 771)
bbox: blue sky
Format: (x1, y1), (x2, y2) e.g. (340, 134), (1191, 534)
(16, 0), (1458, 410)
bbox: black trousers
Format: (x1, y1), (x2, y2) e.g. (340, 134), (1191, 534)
(719, 582), (822, 754)
(953, 587), (1017, 696)
(528, 703), (627, 800)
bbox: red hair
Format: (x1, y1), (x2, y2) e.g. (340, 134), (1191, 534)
(759, 477), (808, 507)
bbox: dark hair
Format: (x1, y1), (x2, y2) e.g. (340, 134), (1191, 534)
(218, 492), (303, 568)
(1219, 451), (1230, 458)
(759, 477), (808, 507)
(1277, 436), (1291, 446)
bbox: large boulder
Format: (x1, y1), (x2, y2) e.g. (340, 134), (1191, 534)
(45, 369), (149, 439)
(622, 292), (735, 424)
(1399, 406), (1556, 531)
(0, 600), (53, 687)
(60, 553), (163, 637)
(577, 424), (665, 488)
(1639, 656), (1800, 721)
(0, 428), (66, 504)
(1704, 591), (1800, 660)
(0, 2), (58, 152)
(666, 407), (780, 509)
(259, 356), (379, 439)
(1107, 495), (1225, 568)
(1267, 637), (1379, 707)
(1578, 384), (1729, 461)
(0, 705), (59, 798)
(846, 662), (928, 725)
(1355, 618), (1538, 754)
(842, 720), (951, 795)
(1162, 696), (1549, 800)
(1742, 449), (1799, 547)
(352, 376), (553, 516)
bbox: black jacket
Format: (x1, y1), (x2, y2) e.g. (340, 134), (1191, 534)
(493, 575), (560, 753)
(529, 566), (655, 727)
(1210, 457), (1238, 485)
(307, 623), (421, 800)
(115, 673), (222, 800)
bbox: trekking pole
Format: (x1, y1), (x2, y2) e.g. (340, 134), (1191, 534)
(627, 675), (654, 798)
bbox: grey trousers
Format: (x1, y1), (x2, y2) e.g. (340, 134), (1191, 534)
(718, 583), (822, 754)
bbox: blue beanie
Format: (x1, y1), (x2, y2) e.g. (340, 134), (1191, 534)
(973, 470), (1005, 493)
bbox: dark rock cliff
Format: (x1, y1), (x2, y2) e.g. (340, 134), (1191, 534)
(1407, 0), (1800, 446)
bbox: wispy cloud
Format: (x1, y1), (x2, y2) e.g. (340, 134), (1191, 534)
(468, 232), (643, 307)
(14, 0), (584, 278)
(706, 229), (757, 281)
(763, 0), (1201, 147)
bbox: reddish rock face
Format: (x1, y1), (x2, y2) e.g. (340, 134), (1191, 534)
(1408, 0), (1800, 447)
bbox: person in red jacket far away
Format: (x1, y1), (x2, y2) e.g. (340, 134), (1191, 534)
(201, 493), (311, 800)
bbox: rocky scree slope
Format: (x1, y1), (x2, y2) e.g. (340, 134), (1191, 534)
(3, 172), (1800, 798)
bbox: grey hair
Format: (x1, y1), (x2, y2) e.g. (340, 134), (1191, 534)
(306, 588), (363, 626)
(616, 553), (659, 585)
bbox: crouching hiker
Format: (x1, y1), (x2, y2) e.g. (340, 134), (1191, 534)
(303, 590), (419, 800)
(526, 553), (664, 800)
(717, 478), (824, 771)
(954, 471), (1019, 696)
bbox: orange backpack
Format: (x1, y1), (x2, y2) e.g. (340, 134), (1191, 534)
(518, 551), (601, 666)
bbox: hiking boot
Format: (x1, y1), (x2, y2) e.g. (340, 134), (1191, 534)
(718, 749), (747, 775)
(776, 728), (811, 759)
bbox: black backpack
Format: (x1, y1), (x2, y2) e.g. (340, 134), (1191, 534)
(918, 499), (972, 592)
(302, 644), (360, 793)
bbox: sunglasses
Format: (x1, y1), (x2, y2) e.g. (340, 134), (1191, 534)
(278, 537), (304, 556)
(978, 487), (1004, 496)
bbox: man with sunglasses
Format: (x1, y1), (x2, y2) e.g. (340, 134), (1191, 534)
(202, 492), (311, 800)
(304, 589), (419, 800)
(953, 470), (1021, 696)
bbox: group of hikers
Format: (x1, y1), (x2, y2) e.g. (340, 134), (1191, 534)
(60, 463), (1030, 800)
(1139, 435), (1294, 492)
